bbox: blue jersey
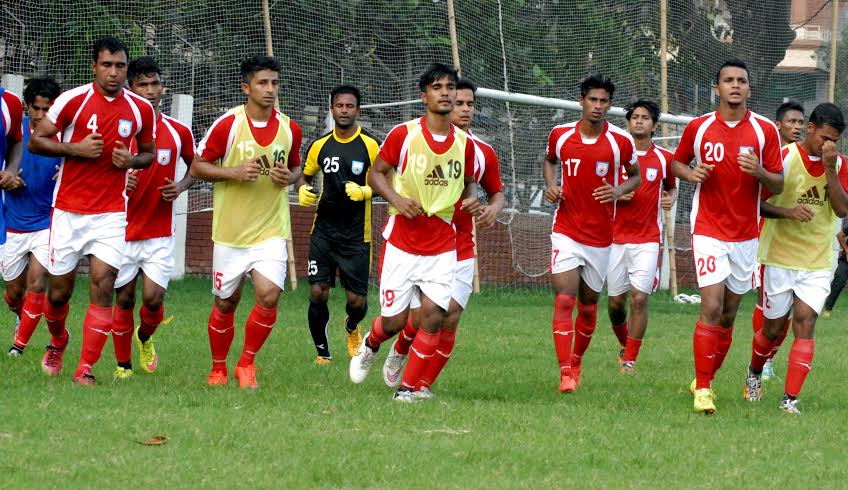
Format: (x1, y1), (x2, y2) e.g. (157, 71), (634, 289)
(4, 117), (59, 232)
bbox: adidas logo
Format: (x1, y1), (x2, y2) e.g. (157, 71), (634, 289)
(424, 165), (449, 186)
(258, 155), (272, 175)
(797, 185), (825, 207)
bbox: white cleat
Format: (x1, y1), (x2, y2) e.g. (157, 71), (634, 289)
(393, 388), (419, 403)
(382, 340), (407, 388)
(349, 333), (378, 384)
(779, 395), (801, 414)
(411, 386), (435, 400)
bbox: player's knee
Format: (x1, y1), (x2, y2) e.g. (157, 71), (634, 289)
(5, 282), (25, 303)
(254, 290), (280, 309)
(48, 289), (72, 307)
(630, 293), (648, 313)
(310, 285), (329, 303)
(346, 294), (366, 311)
(214, 296), (238, 314)
(141, 290), (165, 311)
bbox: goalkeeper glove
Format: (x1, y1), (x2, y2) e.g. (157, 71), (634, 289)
(298, 184), (317, 206)
(345, 181), (372, 201)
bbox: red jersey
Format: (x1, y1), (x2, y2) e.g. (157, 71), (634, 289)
(546, 120), (637, 247)
(614, 145), (676, 244)
(196, 108), (302, 168)
(378, 117), (475, 255)
(673, 110), (782, 241)
(454, 132), (504, 261)
(126, 114), (195, 241)
(1, 90), (23, 145)
(47, 83), (155, 214)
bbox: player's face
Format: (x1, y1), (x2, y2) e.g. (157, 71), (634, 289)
(715, 67), (750, 107)
(579, 88), (611, 124)
(805, 123), (841, 157)
(242, 69), (279, 110)
(776, 110), (804, 144)
(331, 93), (359, 129)
(627, 107), (657, 138)
(130, 73), (164, 108)
(91, 49), (128, 97)
(26, 96), (54, 130)
(421, 76), (456, 115)
(451, 89), (475, 130)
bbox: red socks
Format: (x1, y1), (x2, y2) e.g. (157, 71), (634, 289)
(139, 304), (165, 339)
(693, 321), (722, 389)
(418, 329), (456, 389)
(571, 303), (598, 368)
(750, 329), (777, 373)
(785, 338), (814, 398)
(752, 305), (764, 334)
(552, 294), (576, 375)
(237, 304), (277, 367)
(712, 325), (734, 377)
(208, 305), (235, 372)
(43, 300), (70, 348)
(393, 315), (417, 355)
(4, 291), (23, 317)
(367, 316), (392, 350)
(76, 304), (113, 375)
(13, 292), (45, 349)
(399, 329), (439, 389)
(111, 306), (134, 364)
(622, 336), (642, 363)
(611, 321), (629, 347)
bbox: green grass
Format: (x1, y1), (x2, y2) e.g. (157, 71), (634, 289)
(1, 277), (847, 488)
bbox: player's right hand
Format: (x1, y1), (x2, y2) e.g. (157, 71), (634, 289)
(233, 159), (261, 182)
(298, 184), (317, 206)
(126, 169), (138, 194)
(394, 196), (423, 219)
(788, 204), (814, 222)
(0, 169), (24, 190)
(544, 184), (562, 203)
(618, 191), (635, 202)
(74, 132), (104, 159)
(690, 163), (714, 183)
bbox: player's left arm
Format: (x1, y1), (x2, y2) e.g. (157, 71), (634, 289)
(660, 158), (678, 211)
(345, 133), (380, 202)
(159, 129), (197, 201)
(113, 103), (156, 169)
(459, 140), (481, 216)
(0, 95), (25, 190)
(740, 125), (784, 195)
(475, 148), (505, 229)
(595, 144), (641, 203)
(823, 144), (848, 218)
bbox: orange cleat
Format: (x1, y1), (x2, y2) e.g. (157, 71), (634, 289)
(234, 364), (259, 390)
(207, 369), (228, 387)
(559, 373), (577, 393)
(572, 365), (582, 387)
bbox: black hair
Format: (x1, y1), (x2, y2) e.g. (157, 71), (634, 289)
(579, 74), (615, 99)
(23, 77), (62, 105)
(626, 99), (660, 123)
(240, 56), (281, 83)
(715, 59), (748, 84)
(775, 100), (804, 122)
(809, 103), (846, 134)
(456, 78), (477, 100)
(127, 56), (162, 85)
(418, 63), (458, 92)
(92, 36), (128, 62)
(330, 84), (361, 106)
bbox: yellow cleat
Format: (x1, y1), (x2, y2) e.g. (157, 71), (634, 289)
(693, 388), (716, 414)
(690, 378), (718, 400)
(314, 356), (332, 366)
(346, 321), (363, 358)
(114, 366), (134, 380)
(822, 309), (831, 319)
(134, 326), (158, 374)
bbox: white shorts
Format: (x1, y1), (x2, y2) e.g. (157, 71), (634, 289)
(115, 235), (176, 290)
(753, 262), (763, 290)
(379, 242), (455, 317)
(2, 229), (50, 281)
(762, 265), (832, 318)
(48, 210), (127, 275)
(691, 235), (757, 294)
(550, 232), (610, 293)
(212, 239), (288, 299)
(607, 242), (660, 296)
(410, 257), (475, 311)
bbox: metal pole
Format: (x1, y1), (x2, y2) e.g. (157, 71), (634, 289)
(660, 0), (678, 297)
(262, 0), (298, 290)
(829, 0), (839, 103)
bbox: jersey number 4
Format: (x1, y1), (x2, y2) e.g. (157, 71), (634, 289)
(86, 114), (98, 133)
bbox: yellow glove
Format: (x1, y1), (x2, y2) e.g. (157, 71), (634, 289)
(298, 184), (317, 206)
(345, 181), (372, 201)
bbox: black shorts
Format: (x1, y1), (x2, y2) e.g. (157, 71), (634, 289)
(307, 233), (371, 296)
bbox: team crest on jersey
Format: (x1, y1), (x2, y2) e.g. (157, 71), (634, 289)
(157, 149), (172, 166)
(739, 146), (755, 155)
(351, 160), (365, 175)
(595, 161), (609, 177)
(118, 119), (133, 138)
(646, 168), (658, 182)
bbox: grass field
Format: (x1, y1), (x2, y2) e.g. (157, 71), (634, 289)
(1, 277), (847, 488)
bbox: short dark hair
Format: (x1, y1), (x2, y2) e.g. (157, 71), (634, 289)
(330, 84), (361, 106)
(715, 59), (748, 84)
(127, 56), (162, 85)
(456, 78), (477, 99)
(418, 63), (458, 92)
(626, 99), (660, 123)
(92, 36), (128, 62)
(775, 100), (804, 122)
(579, 74), (615, 99)
(240, 56), (281, 83)
(809, 102), (846, 134)
(23, 77), (62, 106)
